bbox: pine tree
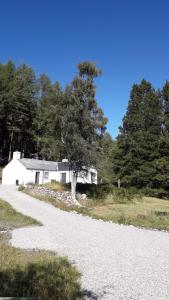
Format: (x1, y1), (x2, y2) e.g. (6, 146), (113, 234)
(114, 79), (162, 188)
(156, 81), (169, 190)
(36, 74), (63, 160)
(7, 64), (37, 160)
(0, 60), (16, 162)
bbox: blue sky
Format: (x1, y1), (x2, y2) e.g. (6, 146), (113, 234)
(1, 0), (169, 138)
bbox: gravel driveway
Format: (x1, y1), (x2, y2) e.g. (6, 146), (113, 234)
(0, 185), (169, 299)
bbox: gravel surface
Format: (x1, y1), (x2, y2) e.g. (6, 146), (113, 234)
(0, 185), (169, 299)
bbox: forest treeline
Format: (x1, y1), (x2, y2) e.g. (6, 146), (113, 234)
(1, 60), (169, 195)
(115, 79), (169, 196)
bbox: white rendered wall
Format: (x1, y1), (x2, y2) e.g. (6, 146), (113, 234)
(2, 160), (27, 185)
(23, 170), (71, 185)
(2, 160), (97, 185)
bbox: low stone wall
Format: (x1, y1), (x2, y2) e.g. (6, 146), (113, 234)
(26, 186), (87, 206)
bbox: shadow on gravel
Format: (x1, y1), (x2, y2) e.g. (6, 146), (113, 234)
(81, 289), (98, 299)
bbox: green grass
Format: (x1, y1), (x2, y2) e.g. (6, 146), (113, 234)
(0, 198), (40, 229)
(0, 198), (81, 300)
(88, 196), (169, 231)
(24, 187), (169, 232)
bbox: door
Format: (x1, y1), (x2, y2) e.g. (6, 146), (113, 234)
(35, 172), (40, 184)
(60, 172), (66, 183)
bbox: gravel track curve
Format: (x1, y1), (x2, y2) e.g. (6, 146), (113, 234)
(0, 185), (169, 299)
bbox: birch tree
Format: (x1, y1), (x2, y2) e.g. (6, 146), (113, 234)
(53, 62), (107, 202)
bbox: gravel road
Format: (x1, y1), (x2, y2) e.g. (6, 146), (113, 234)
(0, 185), (169, 300)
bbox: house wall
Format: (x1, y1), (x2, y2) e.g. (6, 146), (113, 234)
(2, 161), (97, 185)
(2, 159), (27, 185)
(23, 169), (97, 185)
(47, 170), (71, 184)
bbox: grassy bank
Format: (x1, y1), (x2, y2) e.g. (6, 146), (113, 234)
(0, 198), (81, 300)
(24, 183), (169, 232)
(88, 196), (169, 231)
(0, 198), (40, 229)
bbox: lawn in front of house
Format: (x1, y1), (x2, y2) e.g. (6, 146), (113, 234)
(88, 196), (169, 231)
(0, 198), (81, 300)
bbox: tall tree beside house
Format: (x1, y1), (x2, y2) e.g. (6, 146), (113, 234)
(114, 79), (162, 188)
(0, 61), (38, 163)
(156, 81), (169, 190)
(0, 60), (16, 163)
(7, 64), (37, 160)
(52, 62), (107, 201)
(98, 133), (117, 183)
(36, 74), (63, 160)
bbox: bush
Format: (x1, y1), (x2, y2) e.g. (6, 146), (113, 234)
(0, 257), (81, 300)
(111, 187), (142, 203)
(76, 182), (112, 199)
(18, 185), (25, 191)
(141, 187), (169, 199)
(76, 183), (142, 202)
(44, 181), (70, 192)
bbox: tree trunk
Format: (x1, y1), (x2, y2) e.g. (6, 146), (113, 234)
(71, 171), (80, 206)
(8, 129), (14, 162)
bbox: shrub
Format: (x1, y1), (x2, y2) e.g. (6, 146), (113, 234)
(76, 182), (112, 199)
(44, 181), (70, 192)
(18, 185), (25, 191)
(141, 187), (169, 199)
(76, 183), (142, 202)
(111, 187), (142, 203)
(0, 257), (81, 300)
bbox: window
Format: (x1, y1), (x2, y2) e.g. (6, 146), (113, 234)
(60, 172), (66, 183)
(91, 172), (96, 183)
(44, 171), (49, 179)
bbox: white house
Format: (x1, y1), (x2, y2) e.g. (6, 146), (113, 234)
(2, 151), (97, 186)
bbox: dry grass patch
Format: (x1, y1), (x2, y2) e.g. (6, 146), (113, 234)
(44, 181), (69, 192)
(89, 196), (169, 231)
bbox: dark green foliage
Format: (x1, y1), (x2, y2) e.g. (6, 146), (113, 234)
(140, 187), (169, 199)
(76, 183), (142, 202)
(76, 182), (112, 199)
(45, 62), (108, 199)
(0, 60), (37, 163)
(35, 74), (63, 160)
(0, 259), (81, 300)
(59, 62), (107, 172)
(98, 133), (117, 183)
(114, 79), (163, 190)
(111, 186), (142, 203)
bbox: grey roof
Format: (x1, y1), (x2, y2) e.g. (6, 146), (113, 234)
(19, 158), (58, 171)
(58, 162), (69, 171)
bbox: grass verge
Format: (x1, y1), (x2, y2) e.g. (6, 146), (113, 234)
(0, 198), (40, 229)
(0, 198), (81, 300)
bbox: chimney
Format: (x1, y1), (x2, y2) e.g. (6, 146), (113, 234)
(13, 151), (21, 160)
(62, 158), (68, 163)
